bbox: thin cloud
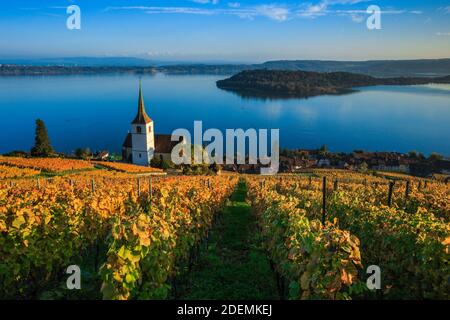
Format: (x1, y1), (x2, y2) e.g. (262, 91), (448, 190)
(228, 2), (241, 8)
(297, 0), (372, 18)
(439, 6), (450, 14)
(255, 5), (290, 21)
(297, 0), (421, 22)
(104, 2), (422, 23)
(105, 5), (290, 21)
(349, 14), (364, 23)
(143, 7), (215, 15)
(436, 32), (450, 36)
(191, 0), (220, 4)
(298, 2), (328, 18)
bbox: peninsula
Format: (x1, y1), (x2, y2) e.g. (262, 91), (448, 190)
(216, 70), (450, 99)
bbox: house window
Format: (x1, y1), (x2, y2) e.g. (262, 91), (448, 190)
(137, 126), (142, 133)
(149, 126), (152, 133)
(139, 153), (142, 158)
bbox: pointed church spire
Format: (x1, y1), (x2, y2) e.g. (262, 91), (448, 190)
(132, 79), (152, 124)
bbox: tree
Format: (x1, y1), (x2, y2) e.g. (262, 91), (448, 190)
(359, 161), (368, 173)
(182, 165), (192, 175)
(3, 150), (29, 157)
(318, 144), (329, 157)
(150, 155), (162, 168)
(160, 159), (170, 170)
(31, 119), (54, 157)
(280, 148), (289, 157)
(209, 162), (222, 175)
(75, 148), (85, 159)
(75, 147), (92, 160)
(428, 152), (443, 162)
(319, 144), (328, 153)
(298, 151), (309, 159)
(408, 150), (419, 159)
(84, 148), (93, 160)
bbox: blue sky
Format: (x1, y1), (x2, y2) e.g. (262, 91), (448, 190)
(0, 0), (449, 62)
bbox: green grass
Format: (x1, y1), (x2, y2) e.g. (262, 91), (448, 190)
(175, 181), (279, 300)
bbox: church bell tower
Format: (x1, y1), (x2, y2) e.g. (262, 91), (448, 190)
(130, 80), (155, 165)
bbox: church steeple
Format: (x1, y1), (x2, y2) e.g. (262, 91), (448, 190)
(132, 80), (152, 124)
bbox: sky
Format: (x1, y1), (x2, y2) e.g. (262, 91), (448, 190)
(0, 0), (449, 62)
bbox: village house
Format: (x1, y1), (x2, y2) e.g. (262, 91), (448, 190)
(316, 158), (331, 168)
(96, 151), (109, 161)
(435, 160), (450, 174)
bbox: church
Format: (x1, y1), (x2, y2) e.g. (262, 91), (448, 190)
(122, 82), (184, 166)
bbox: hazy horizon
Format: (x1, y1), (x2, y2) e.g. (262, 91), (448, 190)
(2, 56), (450, 65)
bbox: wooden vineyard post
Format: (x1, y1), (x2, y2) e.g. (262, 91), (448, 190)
(37, 178), (40, 190)
(309, 176), (312, 188)
(149, 177), (153, 198)
(333, 179), (338, 191)
(387, 181), (395, 207)
(91, 179), (95, 193)
(322, 177), (327, 225)
(418, 180), (422, 190)
(137, 177), (141, 197)
(207, 179), (211, 189)
(405, 181), (410, 199)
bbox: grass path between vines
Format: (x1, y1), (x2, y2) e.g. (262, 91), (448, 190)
(175, 181), (279, 300)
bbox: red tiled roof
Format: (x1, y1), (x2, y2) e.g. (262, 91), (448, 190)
(155, 134), (183, 154)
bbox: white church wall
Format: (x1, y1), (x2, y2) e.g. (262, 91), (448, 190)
(131, 123), (155, 166)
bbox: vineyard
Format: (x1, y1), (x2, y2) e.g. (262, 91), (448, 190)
(0, 158), (449, 300)
(246, 175), (449, 299)
(92, 161), (164, 174)
(0, 163), (238, 299)
(0, 156), (94, 173)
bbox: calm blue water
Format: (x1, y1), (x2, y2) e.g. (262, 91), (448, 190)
(0, 74), (449, 156)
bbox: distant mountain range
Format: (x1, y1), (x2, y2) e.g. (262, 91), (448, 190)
(257, 59), (450, 77)
(1, 57), (450, 77)
(0, 57), (189, 67)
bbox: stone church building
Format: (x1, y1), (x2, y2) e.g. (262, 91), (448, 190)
(122, 82), (183, 165)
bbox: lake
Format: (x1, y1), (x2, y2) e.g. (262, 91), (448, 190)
(0, 74), (449, 156)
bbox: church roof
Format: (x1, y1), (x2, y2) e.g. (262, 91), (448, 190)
(132, 81), (152, 125)
(155, 134), (183, 154)
(122, 133), (183, 154)
(122, 132), (132, 148)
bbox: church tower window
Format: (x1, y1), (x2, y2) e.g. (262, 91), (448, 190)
(137, 126), (142, 133)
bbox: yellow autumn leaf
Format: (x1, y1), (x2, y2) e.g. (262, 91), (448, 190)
(12, 215), (26, 229)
